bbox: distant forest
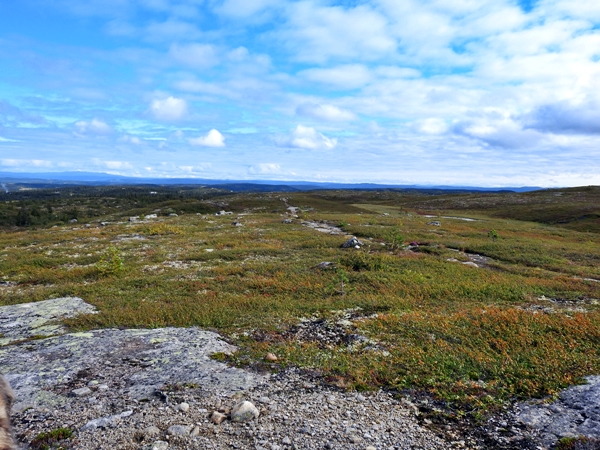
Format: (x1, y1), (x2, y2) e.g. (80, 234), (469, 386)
(0, 185), (230, 227)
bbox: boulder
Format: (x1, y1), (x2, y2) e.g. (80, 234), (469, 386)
(341, 237), (363, 248)
(230, 401), (260, 422)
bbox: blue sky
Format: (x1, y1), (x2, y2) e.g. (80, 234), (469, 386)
(1, 0), (600, 186)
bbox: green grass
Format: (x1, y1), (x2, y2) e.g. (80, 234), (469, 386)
(1, 187), (599, 416)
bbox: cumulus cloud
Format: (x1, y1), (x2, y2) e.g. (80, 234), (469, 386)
(92, 158), (133, 170)
(74, 118), (113, 135)
(413, 118), (449, 135)
(279, 2), (396, 63)
(178, 163), (212, 173)
(453, 116), (542, 149)
(248, 163), (281, 174)
(189, 129), (225, 147)
(298, 65), (372, 90)
(149, 96), (188, 121)
(296, 103), (356, 122)
(279, 125), (337, 150)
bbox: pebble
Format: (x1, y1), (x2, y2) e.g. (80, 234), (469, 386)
(265, 353), (278, 362)
(230, 401), (260, 422)
(71, 387), (93, 397)
(178, 402), (190, 413)
(144, 441), (169, 450)
(144, 426), (161, 436)
(211, 411), (227, 424)
(167, 424), (193, 436)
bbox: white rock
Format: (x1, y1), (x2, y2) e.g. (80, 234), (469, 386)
(178, 402), (190, 413)
(230, 401), (260, 422)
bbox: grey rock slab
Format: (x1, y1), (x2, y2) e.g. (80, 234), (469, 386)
(0, 297), (97, 346)
(515, 375), (600, 446)
(0, 326), (268, 411)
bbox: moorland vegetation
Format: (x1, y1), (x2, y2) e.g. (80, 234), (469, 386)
(1, 184), (599, 421)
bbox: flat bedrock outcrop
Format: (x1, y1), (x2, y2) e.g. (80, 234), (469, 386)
(0, 298), (267, 412)
(515, 375), (600, 447)
(0, 297), (97, 346)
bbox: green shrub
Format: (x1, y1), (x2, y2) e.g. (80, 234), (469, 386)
(95, 245), (124, 276)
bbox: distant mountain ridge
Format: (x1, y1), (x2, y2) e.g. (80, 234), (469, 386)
(0, 171), (543, 193)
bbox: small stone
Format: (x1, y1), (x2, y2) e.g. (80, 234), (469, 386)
(97, 384), (109, 390)
(71, 387), (92, 397)
(178, 402), (190, 413)
(366, 446), (377, 450)
(349, 434), (361, 443)
(265, 353), (278, 362)
(144, 426), (161, 436)
(167, 424), (193, 436)
(356, 394), (366, 402)
(231, 401), (259, 422)
(211, 411), (227, 424)
(87, 380), (99, 387)
(143, 441), (169, 450)
(282, 437), (292, 445)
(190, 426), (200, 437)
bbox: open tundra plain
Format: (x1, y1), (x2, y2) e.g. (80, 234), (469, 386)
(0, 185), (599, 449)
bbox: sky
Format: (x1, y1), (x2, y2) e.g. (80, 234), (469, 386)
(1, 0), (600, 187)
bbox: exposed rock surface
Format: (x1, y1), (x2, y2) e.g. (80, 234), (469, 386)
(301, 220), (344, 235)
(0, 297), (97, 346)
(0, 326), (264, 413)
(515, 376), (600, 447)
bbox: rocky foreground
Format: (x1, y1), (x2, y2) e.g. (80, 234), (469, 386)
(1, 298), (599, 449)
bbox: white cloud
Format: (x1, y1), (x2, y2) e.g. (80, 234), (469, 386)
(149, 96), (188, 121)
(0, 137), (20, 142)
(178, 163), (212, 173)
(298, 65), (372, 90)
(280, 125), (337, 150)
(296, 103), (356, 122)
(1, 159), (52, 168)
(169, 43), (219, 69)
(279, 2), (396, 63)
(248, 163), (281, 174)
(413, 118), (449, 135)
(92, 159), (134, 170)
(189, 129), (226, 147)
(74, 118), (113, 135)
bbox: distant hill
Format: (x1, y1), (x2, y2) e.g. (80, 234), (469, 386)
(0, 171), (542, 193)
